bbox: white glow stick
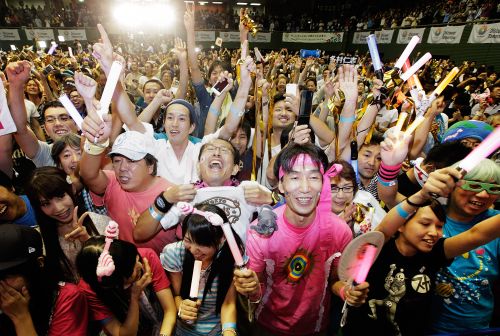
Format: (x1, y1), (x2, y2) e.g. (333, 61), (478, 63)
(98, 61), (123, 118)
(68, 46), (73, 58)
(221, 223), (244, 266)
(404, 116), (425, 136)
(394, 112), (408, 134)
(394, 35), (420, 70)
(47, 43), (58, 55)
(400, 53), (432, 82)
(458, 127), (500, 173)
(58, 94), (83, 130)
(431, 67), (459, 98)
(189, 260), (202, 298)
(366, 34), (382, 72)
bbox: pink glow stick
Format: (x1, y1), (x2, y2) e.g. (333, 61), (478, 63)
(458, 127), (500, 173)
(400, 53), (432, 82)
(221, 223), (244, 266)
(189, 260), (202, 298)
(394, 35), (420, 70)
(354, 244), (377, 284)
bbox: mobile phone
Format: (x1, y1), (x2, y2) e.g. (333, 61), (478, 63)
(297, 90), (313, 126)
(42, 64), (55, 76)
(170, 78), (179, 95)
(212, 77), (229, 96)
(286, 83), (297, 97)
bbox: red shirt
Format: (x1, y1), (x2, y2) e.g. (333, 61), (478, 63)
(48, 282), (89, 336)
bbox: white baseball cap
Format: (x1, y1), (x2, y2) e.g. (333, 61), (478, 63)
(108, 131), (157, 161)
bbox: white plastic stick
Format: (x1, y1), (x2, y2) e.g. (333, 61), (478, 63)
(47, 43), (58, 55)
(98, 61), (123, 118)
(59, 94), (83, 130)
(68, 46), (73, 58)
(400, 53), (432, 82)
(394, 35), (420, 70)
(366, 35), (382, 72)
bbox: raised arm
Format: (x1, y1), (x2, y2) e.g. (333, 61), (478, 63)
(5, 61), (41, 159)
(184, 3), (203, 85)
(218, 56), (254, 140)
(172, 37), (188, 100)
(138, 89), (173, 124)
(409, 96), (445, 159)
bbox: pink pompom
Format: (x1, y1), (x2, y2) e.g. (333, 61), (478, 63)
(177, 202), (194, 215)
(96, 251), (116, 280)
(105, 221), (119, 239)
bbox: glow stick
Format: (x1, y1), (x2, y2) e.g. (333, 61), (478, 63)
(400, 53), (432, 82)
(58, 94), (83, 130)
(394, 35), (420, 70)
(431, 67), (459, 97)
(68, 47), (73, 58)
(394, 112), (407, 134)
(47, 43), (58, 55)
(354, 244), (377, 284)
(189, 260), (202, 298)
(366, 34), (382, 72)
(458, 127), (500, 173)
(404, 116), (425, 136)
(98, 61), (123, 119)
(221, 223), (244, 266)
(412, 75), (423, 91)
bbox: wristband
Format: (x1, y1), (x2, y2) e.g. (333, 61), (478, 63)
(149, 206), (163, 221)
(377, 175), (397, 187)
(208, 106), (219, 117)
(155, 191), (173, 213)
(83, 138), (109, 156)
(339, 115), (356, 123)
(405, 197), (431, 208)
(230, 105), (244, 118)
(339, 285), (347, 301)
(395, 203), (413, 220)
(379, 162), (402, 181)
(222, 323), (237, 330)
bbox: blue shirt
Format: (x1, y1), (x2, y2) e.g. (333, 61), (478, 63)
(13, 195), (37, 227)
(431, 209), (500, 332)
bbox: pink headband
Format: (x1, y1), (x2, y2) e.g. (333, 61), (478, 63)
(177, 202), (224, 226)
(96, 221), (119, 282)
(278, 154), (325, 180)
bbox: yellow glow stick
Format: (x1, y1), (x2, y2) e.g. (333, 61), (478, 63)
(404, 116), (425, 136)
(394, 112), (408, 134)
(431, 67), (459, 97)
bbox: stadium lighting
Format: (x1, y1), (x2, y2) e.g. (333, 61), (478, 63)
(113, 2), (174, 29)
(250, 2), (261, 5)
(198, 1), (208, 4)
(236, 2), (248, 5)
(212, 1), (223, 3)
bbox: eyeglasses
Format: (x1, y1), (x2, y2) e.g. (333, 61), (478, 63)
(460, 180), (500, 195)
(330, 185), (354, 194)
(204, 144), (233, 155)
(45, 114), (71, 124)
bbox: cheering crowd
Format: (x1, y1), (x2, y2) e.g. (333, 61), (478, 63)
(0, 4), (499, 336)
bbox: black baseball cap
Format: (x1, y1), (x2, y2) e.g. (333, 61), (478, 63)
(0, 224), (43, 271)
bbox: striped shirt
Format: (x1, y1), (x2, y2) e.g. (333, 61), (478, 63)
(160, 241), (221, 336)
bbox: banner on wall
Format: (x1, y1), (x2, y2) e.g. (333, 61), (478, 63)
(427, 25), (464, 44)
(57, 29), (87, 41)
(352, 31), (370, 44)
(195, 31), (216, 42)
(249, 32), (271, 43)
(468, 22), (500, 43)
(282, 32), (343, 43)
(0, 29), (20, 41)
(396, 28), (425, 44)
(375, 29), (394, 44)
(24, 28), (55, 40)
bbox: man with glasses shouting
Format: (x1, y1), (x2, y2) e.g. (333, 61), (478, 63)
(6, 61), (79, 168)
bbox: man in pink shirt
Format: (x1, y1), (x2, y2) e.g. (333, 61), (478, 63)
(80, 129), (176, 254)
(234, 143), (369, 336)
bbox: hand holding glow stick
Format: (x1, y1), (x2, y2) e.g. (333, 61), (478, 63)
(68, 47), (74, 58)
(59, 94), (83, 130)
(430, 67), (459, 99)
(458, 127), (500, 174)
(47, 43), (58, 55)
(394, 35), (420, 70)
(98, 61), (123, 119)
(189, 260), (203, 299)
(366, 34), (383, 72)
(400, 53), (432, 82)
(404, 116), (425, 136)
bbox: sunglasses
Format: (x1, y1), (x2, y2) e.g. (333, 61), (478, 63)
(460, 180), (500, 195)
